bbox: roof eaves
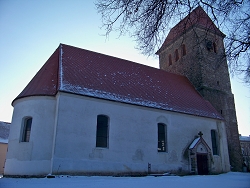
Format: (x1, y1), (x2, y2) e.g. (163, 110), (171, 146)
(58, 88), (224, 120)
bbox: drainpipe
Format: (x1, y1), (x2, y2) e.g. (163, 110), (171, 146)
(50, 93), (61, 175)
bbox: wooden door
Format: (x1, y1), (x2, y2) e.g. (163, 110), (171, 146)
(197, 153), (208, 175)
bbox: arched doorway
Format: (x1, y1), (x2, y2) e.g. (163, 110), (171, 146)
(189, 132), (211, 175)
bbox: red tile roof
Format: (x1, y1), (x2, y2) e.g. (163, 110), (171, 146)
(16, 48), (60, 98)
(14, 44), (223, 120)
(156, 6), (225, 54)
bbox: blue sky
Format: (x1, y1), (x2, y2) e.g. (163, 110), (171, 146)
(0, 0), (249, 136)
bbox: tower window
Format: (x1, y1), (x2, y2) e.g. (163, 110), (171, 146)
(213, 42), (217, 53)
(206, 40), (213, 51)
(158, 123), (167, 152)
(96, 115), (109, 148)
(21, 117), (32, 142)
(175, 49), (179, 61)
(206, 40), (217, 53)
(181, 44), (186, 56)
(168, 54), (172, 66)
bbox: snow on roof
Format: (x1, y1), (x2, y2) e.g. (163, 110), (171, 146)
(0, 121), (10, 144)
(13, 44), (223, 120)
(239, 135), (250, 142)
(189, 137), (200, 149)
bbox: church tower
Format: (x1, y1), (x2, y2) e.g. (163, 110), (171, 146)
(156, 6), (242, 171)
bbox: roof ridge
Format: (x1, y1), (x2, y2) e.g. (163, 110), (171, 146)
(58, 44), (63, 90)
(60, 44), (155, 69)
(59, 44), (188, 80)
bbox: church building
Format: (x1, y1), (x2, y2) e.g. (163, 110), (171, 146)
(5, 7), (237, 176)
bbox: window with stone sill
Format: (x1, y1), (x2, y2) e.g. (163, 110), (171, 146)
(211, 129), (219, 155)
(21, 117), (32, 142)
(96, 115), (109, 148)
(158, 123), (167, 152)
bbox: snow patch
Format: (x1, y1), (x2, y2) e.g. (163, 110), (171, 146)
(0, 137), (8, 144)
(189, 137), (200, 149)
(1, 172), (250, 188)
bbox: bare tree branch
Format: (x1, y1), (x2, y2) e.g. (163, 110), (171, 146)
(95, 0), (250, 85)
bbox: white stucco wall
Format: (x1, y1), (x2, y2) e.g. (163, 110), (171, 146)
(4, 96), (56, 176)
(51, 92), (230, 175)
(4, 92), (230, 176)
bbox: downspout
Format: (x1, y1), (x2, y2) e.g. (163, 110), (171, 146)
(50, 93), (61, 175)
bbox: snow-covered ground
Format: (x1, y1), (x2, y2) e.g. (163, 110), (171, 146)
(0, 172), (249, 188)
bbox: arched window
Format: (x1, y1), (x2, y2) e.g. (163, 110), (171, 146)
(96, 115), (109, 148)
(211, 130), (219, 155)
(206, 40), (217, 53)
(158, 123), (167, 152)
(168, 54), (172, 66)
(181, 44), (186, 56)
(175, 49), (179, 62)
(21, 117), (32, 142)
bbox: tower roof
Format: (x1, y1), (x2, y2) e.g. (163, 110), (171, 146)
(14, 44), (223, 120)
(156, 6), (225, 54)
